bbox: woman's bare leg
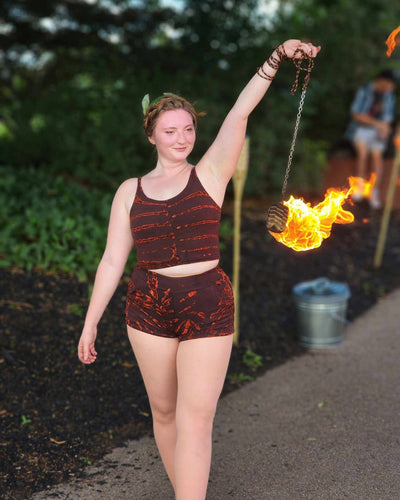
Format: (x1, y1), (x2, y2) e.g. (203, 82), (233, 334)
(174, 335), (233, 500)
(127, 326), (179, 488)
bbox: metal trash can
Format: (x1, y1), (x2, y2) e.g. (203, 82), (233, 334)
(293, 277), (350, 348)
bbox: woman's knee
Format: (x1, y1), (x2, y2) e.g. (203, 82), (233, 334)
(150, 398), (176, 425)
(176, 404), (217, 435)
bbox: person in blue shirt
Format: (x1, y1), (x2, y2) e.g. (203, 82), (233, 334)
(347, 69), (396, 208)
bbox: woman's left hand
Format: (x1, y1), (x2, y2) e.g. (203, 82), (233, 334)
(280, 39), (321, 59)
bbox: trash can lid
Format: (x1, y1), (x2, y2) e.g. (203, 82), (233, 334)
(292, 277), (350, 303)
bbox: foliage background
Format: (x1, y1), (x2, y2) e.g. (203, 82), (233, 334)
(1, 0), (399, 276)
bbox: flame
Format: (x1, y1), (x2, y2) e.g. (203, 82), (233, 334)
(348, 172), (376, 199)
(386, 25), (400, 57)
(270, 176), (375, 251)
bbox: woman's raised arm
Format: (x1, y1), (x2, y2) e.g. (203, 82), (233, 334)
(199, 39), (321, 185)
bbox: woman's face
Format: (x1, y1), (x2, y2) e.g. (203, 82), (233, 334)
(148, 109), (196, 161)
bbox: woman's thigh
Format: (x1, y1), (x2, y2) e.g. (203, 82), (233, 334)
(127, 326), (179, 412)
(175, 335), (233, 420)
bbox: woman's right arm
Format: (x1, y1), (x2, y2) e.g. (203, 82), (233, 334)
(78, 178), (137, 364)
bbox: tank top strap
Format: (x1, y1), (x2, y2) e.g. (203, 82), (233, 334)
(188, 166), (198, 187)
(136, 176), (144, 195)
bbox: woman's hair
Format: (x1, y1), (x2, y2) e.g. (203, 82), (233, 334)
(143, 95), (204, 137)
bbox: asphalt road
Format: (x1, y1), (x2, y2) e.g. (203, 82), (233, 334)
(31, 288), (400, 500)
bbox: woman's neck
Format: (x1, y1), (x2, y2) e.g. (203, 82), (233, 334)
(153, 160), (191, 177)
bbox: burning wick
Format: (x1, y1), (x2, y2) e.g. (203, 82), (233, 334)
(269, 175), (376, 252)
(386, 25), (400, 57)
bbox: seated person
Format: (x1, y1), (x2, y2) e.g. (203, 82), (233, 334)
(347, 69), (396, 208)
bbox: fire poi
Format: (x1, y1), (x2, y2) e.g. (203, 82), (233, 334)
(265, 46), (377, 252)
(266, 49), (314, 235)
(269, 174), (376, 252)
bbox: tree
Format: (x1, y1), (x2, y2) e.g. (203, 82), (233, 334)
(175, 0), (266, 70)
(0, 0), (176, 89)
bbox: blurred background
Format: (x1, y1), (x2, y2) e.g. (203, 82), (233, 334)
(0, 0), (399, 277)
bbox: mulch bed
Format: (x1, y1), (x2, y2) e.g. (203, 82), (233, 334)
(1, 202), (400, 500)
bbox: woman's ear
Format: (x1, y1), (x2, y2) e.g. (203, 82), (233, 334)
(148, 134), (156, 145)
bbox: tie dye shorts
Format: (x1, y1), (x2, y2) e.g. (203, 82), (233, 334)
(126, 266), (234, 341)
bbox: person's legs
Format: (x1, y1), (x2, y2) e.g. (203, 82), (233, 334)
(370, 148), (384, 187)
(127, 326), (179, 488)
(353, 140), (369, 178)
(370, 148), (385, 208)
(174, 335), (233, 500)
(352, 140), (370, 201)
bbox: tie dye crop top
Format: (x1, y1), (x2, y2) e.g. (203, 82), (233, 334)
(130, 167), (221, 269)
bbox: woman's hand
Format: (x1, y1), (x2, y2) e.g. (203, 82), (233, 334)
(78, 326), (98, 364)
(279, 39), (321, 60)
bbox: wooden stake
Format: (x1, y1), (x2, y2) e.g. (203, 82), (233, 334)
(232, 137), (249, 346)
(373, 140), (400, 268)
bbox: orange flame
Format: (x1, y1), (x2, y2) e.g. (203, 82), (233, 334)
(270, 176), (375, 251)
(348, 172), (376, 199)
(386, 25), (400, 57)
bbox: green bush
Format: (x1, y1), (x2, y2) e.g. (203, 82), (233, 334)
(0, 75), (150, 191)
(0, 165), (136, 280)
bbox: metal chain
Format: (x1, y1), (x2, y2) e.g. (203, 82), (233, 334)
(281, 51), (314, 199)
(281, 86), (308, 199)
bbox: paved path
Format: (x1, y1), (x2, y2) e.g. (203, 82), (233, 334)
(31, 289), (400, 499)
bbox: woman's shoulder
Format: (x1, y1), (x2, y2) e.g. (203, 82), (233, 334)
(119, 177), (139, 191)
(114, 177), (139, 197)
(113, 177), (139, 213)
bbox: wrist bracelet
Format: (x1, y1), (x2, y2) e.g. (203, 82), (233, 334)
(266, 54), (281, 70)
(275, 44), (289, 62)
(256, 65), (274, 81)
(256, 43), (289, 81)
(275, 44), (288, 61)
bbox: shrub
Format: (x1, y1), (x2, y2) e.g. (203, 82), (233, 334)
(0, 165), (136, 280)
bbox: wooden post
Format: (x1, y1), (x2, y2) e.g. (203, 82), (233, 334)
(232, 137), (249, 346)
(373, 135), (400, 268)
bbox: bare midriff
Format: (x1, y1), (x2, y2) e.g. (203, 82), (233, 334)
(150, 259), (219, 277)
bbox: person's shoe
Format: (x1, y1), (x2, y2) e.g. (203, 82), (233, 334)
(370, 188), (382, 209)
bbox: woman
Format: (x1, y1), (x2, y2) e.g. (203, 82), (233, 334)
(78, 39), (321, 500)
